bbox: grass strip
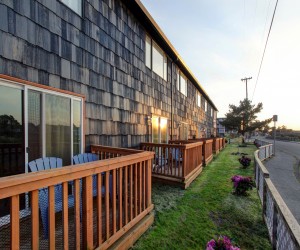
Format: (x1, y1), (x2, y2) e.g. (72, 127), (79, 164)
(132, 139), (272, 250)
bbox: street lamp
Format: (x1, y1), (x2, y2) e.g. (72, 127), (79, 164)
(273, 115), (278, 155)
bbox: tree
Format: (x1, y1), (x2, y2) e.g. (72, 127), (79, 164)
(221, 99), (272, 136)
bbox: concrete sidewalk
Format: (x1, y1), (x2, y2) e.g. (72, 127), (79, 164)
(264, 148), (300, 224)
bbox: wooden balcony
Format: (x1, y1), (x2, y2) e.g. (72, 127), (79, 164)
(0, 145), (154, 250)
(140, 141), (203, 189)
(187, 138), (214, 166)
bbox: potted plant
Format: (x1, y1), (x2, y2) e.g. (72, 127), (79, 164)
(206, 235), (240, 250)
(231, 175), (255, 195)
(238, 155), (251, 168)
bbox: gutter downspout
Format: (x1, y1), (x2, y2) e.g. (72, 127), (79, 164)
(171, 57), (179, 141)
(171, 60), (173, 140)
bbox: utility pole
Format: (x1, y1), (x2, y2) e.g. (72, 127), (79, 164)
(241, 77), (252, 100)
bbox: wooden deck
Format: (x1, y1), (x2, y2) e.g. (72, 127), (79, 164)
(0, 196), (154, 249)
(0, 145), (154, 250)
(140, 141), (203, 189)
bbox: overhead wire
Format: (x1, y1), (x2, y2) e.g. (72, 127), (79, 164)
(251, 0), (279, 101)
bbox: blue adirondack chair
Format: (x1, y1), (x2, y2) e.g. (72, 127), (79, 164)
(73, 153), (112, 198)
(28, 157), (75, 239)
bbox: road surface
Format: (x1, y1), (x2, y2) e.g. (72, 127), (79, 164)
(262, 138), (300, 224)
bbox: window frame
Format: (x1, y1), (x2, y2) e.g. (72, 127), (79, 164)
(197, 93), (201, 107)
(177, 69), (187, 97)
(60, 0), (82, 16)
(0, 76), (84, 171)
(145, 35), (168, 81)
(151, 116), (168, 144)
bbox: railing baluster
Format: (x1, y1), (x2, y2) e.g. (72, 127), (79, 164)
(48, 186), (55, 250)
(118, 167), (123, 229)
(105, 171), (110, 240)
(139, 162), (142, 214)
(74, 179), (81, 250)
(82, 176), (93, 249)
(112, 169), (117, 234)
(143, 161), (146, 211)
(31, 190), (39, 250)
(146, 159), (152, 207)
(62, 182), (69, 249)
(124, 166), (128, 225)
(134, 163), (138, 217)
(130, 164), (133, 221)
(97, 173), (102, 245)
(11, 195), (20, 249)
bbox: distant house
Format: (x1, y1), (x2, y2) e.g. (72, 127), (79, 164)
(217, 118), (226, 137)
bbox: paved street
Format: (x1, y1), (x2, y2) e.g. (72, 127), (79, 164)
(262, 138), (300, 224)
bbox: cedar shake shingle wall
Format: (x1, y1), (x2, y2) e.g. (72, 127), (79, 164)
(0, 0), (216, 149)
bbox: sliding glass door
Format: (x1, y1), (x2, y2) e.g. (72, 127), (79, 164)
(152, 116), (168, 143)
(0, 80), (83, 172)
(0, 85), (25, 177)
(0, 85), (25, 216)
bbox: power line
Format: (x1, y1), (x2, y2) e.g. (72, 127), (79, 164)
(251, 0), (279, 101)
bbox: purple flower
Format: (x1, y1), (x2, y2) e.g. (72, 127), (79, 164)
(231, 175), (256, 195)
(206, 239), (216, 250)
(206, 236), (239, 250)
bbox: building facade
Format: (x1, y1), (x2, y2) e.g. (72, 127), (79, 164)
(0, 0), (218, 175)
(217, 118), (226, 137)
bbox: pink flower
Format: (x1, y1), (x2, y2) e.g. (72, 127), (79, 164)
(206, 235), (239, 250)
(230, 246), (240, 250)
(206, 239), (216, 250)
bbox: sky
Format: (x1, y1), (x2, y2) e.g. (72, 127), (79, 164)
(141, 0), (300, 130)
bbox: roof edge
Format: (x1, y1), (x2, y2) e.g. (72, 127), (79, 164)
(122, 0), (218, 111)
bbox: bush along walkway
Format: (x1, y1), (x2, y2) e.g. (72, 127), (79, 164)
(132, 139), (272, 250)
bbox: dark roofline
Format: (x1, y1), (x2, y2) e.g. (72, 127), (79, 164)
(122, 0), (218, 111)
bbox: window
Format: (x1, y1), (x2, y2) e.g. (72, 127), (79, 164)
(145, 35), (151, 68)
(177, 70), (187, 96)
(145, 35), (168, 81)
(152, 116), (168, 143)
(197, 93), (201, 107)
(61, 0), (82, 15)
(204, 100), (207, 112)
(0, 79), (83, 173)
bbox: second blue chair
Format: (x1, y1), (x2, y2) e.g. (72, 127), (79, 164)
(73, 153), (112, 198)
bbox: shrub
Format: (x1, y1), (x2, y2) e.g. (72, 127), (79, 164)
(238, 156), (251, 168)
(231, 175), (255, 195)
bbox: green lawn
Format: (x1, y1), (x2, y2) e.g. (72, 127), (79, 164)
(132, 139), (272, 250)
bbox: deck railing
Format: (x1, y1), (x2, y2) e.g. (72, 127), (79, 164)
(212, 138), (221, 154)
(254, 139), (300, 249)
(219, 138), (226, 150)
(186, 138), (214, 166)
(91, 144), (142, 158)
(0, 147), (154, 249)
(140, 142), (203, 188)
